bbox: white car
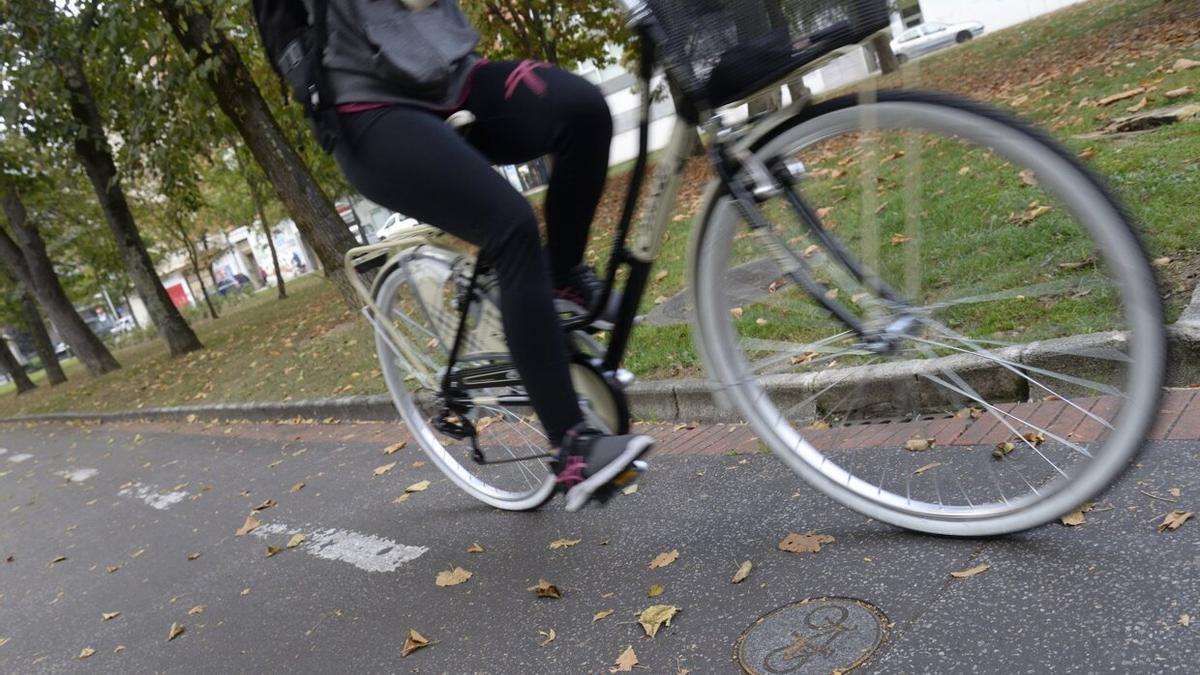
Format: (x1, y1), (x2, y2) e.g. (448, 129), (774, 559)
(111, 316), (137, 334)
(375, 213), (421, 241)
(891, 21), (985, 64)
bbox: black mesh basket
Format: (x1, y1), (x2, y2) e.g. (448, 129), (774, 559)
(645, 0), (890, 109)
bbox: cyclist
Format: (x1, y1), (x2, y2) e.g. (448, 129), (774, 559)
(271, 0), (654, 510)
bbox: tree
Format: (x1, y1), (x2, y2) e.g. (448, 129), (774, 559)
(233, 143), (286, 299)
(153, 0), (362, 308)
(14, 282), (66, 385)
(0, 332), (35, 394)
(465, 0), (630, 69)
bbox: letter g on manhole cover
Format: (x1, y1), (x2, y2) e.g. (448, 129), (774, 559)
(735, 597), (889, 674)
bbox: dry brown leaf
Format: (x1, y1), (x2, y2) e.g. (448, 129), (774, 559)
(638, 605), (680, 638)
(264, 545), (283, 558)
(240, 588), (251, 596)
(612, 645), (639, 672)
(106, 564), (120, 574)
(1180, 614), (1192, 627)
(767, 279), (787, 293)
(1077, 147), (1097, 160)
(435, 567), (472, 587)
(803, 244), (821, 258)
(538, 628), (557, 646)
(401, 629), (430, 657)
(778, 533), (834, 554)
(649, 549), (680, 569)
(1018, 169), (1038, 187)
(102, 611), (120, 621)
(49, 555), (67, 565)
(528, 578), (563, 599)
(904, 438), (934, 452)
(730, 307), (744, 319)
(467, 543), (484, 553)
(1168, 488), (1182, 498)
(373, 462), (398, 477)
(1125, 97), (1149, 114)
(383, 441), (407, 455)
(167, 622), (185, 641)
(1097, 87), (1146, 107)
(993, 441), (1017, 460)
(235, 513), (261, 537)
(79, 647), (96, 659)
(1165, 86), (1195, 100)
(286, 534), (305, 549)
(655, 270), (670, 282)
(392, 494), (410, 504)
(732, 560), (753, 584)
(914, 462), (942, 476)
(890, 233), (912, 246)
(113, 645), (125, 654)
(1022, 432), (1046, 446)
(549, 538), (581, 550)
(252, 499), (276, 511)
(405, 480), (431, 493)
(1158, 511), (1194, 532)
(958, 165), (971, 176)
(653, 296), (669, 305)
(187, 552), (201, 561)
(622, 484), (639, 496)
(816, 206), (834, 220)
(950, 563), (990, 579)
(791, 352), (818, 365)
(188, 605), (206, 615)
(287, 482), (305, 494)
(806, 420), (831, 431)
(593, 609), (614, 622)
(647, 584), (665, 598)
(1175, 58), (1200, 72)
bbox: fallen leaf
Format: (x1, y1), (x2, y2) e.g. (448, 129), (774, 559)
(890, 233), (912, 246)
(593, 609), (614, 622)
(538, 628), (557, 646)
(807, 419), (831, 430)
(1180, 614), (1192, 627)
(289, 482), (305, 493)
(373, 462), (398, 477)
(528, 578), (563, 599)
(240, 588), (251, 596)
(383, 441), (407, 455)
(405, 480), (430, 493)
(914, 462), (942, 476)
(411, 460), (426, 468)
(904, 438), (934, 452)
(49, 555), (67, 565)
(188, 605), (206, 615)
(1165, 86), (1195, 100)
(106, 565), (120, 574)
(435, 567), (472, 587)
(1175, 58), (1200, 71)
(101, 611), (120, 621)
(549, 538), (581, 550)
(950, 563), (990, 578)
(79, 647), (96, 659)
(467, 543), (484, 553)
(130, 549), (145, 558)
(264, 545), (283, 558)
(392, 494), (410, 504)
(1158, 511), (1193, 532)
(767, 279), (787, 293)
(113, 645), (125, 653)
(187, 552), (201, 561)
(803, 244), (821, 258)
(647, 584), (665, 598)
(1125, 97), (1149, 113)
(612, 645), (639, 672)
(167, 622), (185, 641)
(649, 549), (679, 569)
(958, 165), (971, 176)
(993, 441), (1016, 460)
(1168, 488), (1181, 498)
(655, 270), (669, 282)
(653, 296), (669, 305)
(401, 629), (430, 657)
(1097, 87), (1146, 107)
(638, 605), (680, 638)
(730, 307), (744, 320)
(1153, 256), (1172, 267)
(1022, 432), (1046, 446)
(622, 484), (639, 496)
(286, 534), (305, 549)
(732, 560), (753, 584)
(1077, 147), (1097, 160)
(235, 513), (261, 537)
(778, 533), (834, 554)
(816, 206), (834, 220)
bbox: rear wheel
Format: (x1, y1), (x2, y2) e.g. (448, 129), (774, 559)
(692, 90), (1165, 536)
(956, 31), (973, 43)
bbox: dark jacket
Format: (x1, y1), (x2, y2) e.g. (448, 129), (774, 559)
(318, 0), (482, 109)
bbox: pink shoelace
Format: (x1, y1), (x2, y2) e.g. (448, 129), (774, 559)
(555, 456), (587, 488)
(505, 60), (549, 100)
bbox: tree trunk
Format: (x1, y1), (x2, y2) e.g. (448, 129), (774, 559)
(18, 290), (66, 385)
(182, 234), (219, 320)
(122, 287), (141, 329)
(156, 0), (361, 309)
(0, 337), (35, 395)
(871, 33), (900, 74)
(235, 147), (286, 299)
(0, 188), (120, 376)
(58, 55), (203, 357)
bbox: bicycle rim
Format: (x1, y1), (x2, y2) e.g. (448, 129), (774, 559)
(692, 91), (1165, 536)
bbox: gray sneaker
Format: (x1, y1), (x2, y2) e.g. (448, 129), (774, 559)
(553, 426), (653, 512)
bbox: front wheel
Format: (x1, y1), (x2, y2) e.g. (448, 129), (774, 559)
(691, 90), (1165, 536)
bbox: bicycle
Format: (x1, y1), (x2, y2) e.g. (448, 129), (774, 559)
(345, 0), (1166, 536)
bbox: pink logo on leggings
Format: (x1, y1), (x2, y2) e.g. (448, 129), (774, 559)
(505, 60), (549, 99)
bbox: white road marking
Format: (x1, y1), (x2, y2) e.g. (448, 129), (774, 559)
(7, 453), (33, 463)
(118, 482), (189, 510)
(0, 447), (7, 455)
(253, 523), (427, 573)
(56, 468), (99, 483)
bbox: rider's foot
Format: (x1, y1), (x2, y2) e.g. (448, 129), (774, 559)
(553, 425), (653, 512)
(555, 264), (621, 328)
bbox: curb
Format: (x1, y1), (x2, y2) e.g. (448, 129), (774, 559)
(5, 323), (1199, 428)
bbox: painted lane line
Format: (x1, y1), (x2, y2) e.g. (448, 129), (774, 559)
(7, 453), (33, 463)
(252, 523), (427, 573)
(56, 468), (100, 483)
(118, 482), (189, 510)
(0, 447), (7, 455)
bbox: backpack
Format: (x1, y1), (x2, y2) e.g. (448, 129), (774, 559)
(251, 0), (340, 152)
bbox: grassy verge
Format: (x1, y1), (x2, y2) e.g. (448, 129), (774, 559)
(1, 0), (1196, 414)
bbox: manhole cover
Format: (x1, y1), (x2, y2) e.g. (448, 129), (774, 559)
(735, 597), (889, 674)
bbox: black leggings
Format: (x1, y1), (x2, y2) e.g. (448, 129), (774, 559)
(334, 60), (613, 447)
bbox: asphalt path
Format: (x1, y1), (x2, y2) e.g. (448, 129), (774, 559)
(0, 419), (1196, 673)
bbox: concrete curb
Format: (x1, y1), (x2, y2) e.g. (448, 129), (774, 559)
(5, 322), (1199, 428)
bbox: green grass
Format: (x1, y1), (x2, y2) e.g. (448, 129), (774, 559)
(1, 0), (1197, 413)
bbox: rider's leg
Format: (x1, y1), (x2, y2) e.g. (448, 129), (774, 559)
(333, 106), (583, 447)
